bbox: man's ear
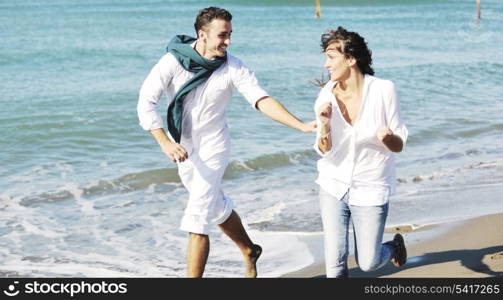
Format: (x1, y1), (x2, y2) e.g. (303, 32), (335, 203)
(197, 29), (207, 40)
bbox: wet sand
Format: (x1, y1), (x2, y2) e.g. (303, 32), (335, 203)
(283, 213), (503, 278)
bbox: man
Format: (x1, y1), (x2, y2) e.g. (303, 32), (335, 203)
(137, 7), (315, 278)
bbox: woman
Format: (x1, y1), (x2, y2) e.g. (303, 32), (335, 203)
(313, 27), (408, 278)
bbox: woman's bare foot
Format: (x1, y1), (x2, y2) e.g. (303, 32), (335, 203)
(244, 244), (262, 278)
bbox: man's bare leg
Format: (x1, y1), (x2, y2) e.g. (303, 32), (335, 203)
(186, 233), (210, 277)
(219, 210), (262, 278)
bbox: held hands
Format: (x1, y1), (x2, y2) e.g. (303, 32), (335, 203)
(300, 120), (317, 133)
(161, 142), (188, 163)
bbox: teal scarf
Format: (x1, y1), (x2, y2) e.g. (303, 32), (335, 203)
(166, 35), (227, 143)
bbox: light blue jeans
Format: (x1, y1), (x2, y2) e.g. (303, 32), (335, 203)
(319, 188), (395, 278)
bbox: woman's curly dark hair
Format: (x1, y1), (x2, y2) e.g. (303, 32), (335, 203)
(321, 26), (374, 76)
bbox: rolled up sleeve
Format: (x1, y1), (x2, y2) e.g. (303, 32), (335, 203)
(137, 54), (176, 131)
(384, 81), (408, 148)
(230, 57), (269, 110)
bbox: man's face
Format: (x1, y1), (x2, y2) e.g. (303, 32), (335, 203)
(199, 19), (232, 58)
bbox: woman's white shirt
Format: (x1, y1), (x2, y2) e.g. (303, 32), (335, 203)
(313, 75), (408, 206)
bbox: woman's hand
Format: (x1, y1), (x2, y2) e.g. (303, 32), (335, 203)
(377, 127), (403, 152)
(316, 102), (333, 126)
(315, 102), (333, 153)
(377, 127), (394, 143)
(316, 102), (332, 137)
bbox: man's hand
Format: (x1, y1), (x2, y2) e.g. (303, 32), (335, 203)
(255, 97), (317, 134)
(149, 128), (188, 163)
(300, 120), (317, 133)
(161, 142), (188, 163)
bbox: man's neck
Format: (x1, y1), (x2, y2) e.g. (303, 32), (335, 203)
(194, 40), (214, 60)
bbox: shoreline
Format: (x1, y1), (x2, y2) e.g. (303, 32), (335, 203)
(281, 212), (503, 278)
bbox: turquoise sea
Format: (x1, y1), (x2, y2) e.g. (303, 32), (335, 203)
(1, 0), (503, 277)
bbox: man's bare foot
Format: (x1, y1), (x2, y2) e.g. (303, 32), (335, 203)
(244, 244), (262, 278)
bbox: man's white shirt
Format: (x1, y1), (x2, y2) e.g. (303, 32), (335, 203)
(137, 50), (268, 160)
(137, 49), (269, 234)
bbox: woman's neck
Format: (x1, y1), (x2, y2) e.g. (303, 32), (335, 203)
(337, 71), (365, 94)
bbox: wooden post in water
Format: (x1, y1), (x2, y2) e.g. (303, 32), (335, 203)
(476, 0), (481, 20)
(315, 0), (321, 19)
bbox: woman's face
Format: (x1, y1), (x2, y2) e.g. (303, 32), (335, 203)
(324, 42), (351, 82)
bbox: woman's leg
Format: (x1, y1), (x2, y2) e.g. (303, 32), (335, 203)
(351, 203), (394, 272)
(319, 189), (351, 278)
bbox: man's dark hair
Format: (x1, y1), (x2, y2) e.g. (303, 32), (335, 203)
(194, 7), (232, 35)
(320, 26), (374, 75)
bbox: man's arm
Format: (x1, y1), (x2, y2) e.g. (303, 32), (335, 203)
(137, 54), (188, 163)
(255, 97), (316, 133)
(150, 128), (188, 163)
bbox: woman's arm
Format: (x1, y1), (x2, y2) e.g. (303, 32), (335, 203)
(379, 80), (408, 153)
(377, 127), (403, 153)
(316, 102), (333, 154)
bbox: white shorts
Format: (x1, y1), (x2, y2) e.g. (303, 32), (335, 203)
(177, 153), (234, 235)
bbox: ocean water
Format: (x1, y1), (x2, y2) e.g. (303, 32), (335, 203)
(1, 0), (503, 277)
